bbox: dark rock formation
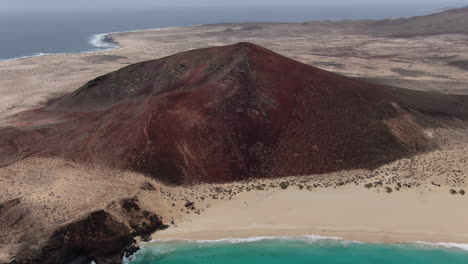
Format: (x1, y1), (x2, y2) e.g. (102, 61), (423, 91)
(39, 210), (132, 264)
(0, 198), (33, 254)
(118, 198), (166, 240)
(140, 182), (156, 191)
(12, 199), (167, 264)
(1, 43), (468, 184)
(0, 198), (30, 239)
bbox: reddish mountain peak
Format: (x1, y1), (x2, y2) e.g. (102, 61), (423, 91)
(50, 42), (311, 111)
(2, 43), (468, 184)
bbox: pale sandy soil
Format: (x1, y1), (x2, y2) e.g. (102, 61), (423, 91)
(2, 22), (468, 262)
(154, 186), (468, 244)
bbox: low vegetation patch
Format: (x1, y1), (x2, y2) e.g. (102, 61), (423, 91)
(279, 182), (289, 190)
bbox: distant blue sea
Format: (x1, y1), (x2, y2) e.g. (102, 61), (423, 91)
(126, 236), (468, 264)
(0, 5), (445, 61)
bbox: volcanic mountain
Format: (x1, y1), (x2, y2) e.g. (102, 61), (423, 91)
(1, 43), (468, 184)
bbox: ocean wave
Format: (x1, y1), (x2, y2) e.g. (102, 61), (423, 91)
(123, 235), (468, 263)
(0, 52), (51, 62)
(87, 24), (201, 51)
(88, 33), (119, 50)
(150, 234), (343, 244)
(149, 235), (468, 252)
(123, 235), (344, 263)
(122, 243), (177, 264)
(412, 241), (468, 251)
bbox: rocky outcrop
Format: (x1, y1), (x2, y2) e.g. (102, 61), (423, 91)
(0, 198), (27, 232)
(39, 210), (132, 264)
(118, 198), (166, 241)
(12, 199), (167, 264)
(0, 198), (35, 262)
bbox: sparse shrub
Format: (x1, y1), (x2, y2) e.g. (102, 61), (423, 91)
(255, 185), (264, 191)
(449, 189), (457, 195)
(298, 184), (304, 190)
(364, 183), (373, 189)
(140, 182), (156, 191)
(385, 187), (392, 193)
(460, 189), (465, 195)
(279, 182), (289, 190)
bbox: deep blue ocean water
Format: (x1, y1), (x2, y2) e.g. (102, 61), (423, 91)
(126, 237), (468, 264)
(0, 5), (445, 60)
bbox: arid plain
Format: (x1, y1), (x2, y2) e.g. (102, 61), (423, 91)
(2, 8), (468, 264)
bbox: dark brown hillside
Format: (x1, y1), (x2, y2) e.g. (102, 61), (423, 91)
(365, 7), (468, 37)
(1, 43), (468, 184)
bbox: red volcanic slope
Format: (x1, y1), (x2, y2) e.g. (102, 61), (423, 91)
(2, 43), (468, 184)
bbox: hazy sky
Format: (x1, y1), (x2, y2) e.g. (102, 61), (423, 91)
(2, 0), (467, 10)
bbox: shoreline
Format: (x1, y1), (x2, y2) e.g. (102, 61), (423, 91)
(123, 234), (468, 263)
(146, 235), (468, 251)
(152, 228), (468, 245)
(124, 234), (468, 263)
(0, 25), (201, 62)
(149, 179), (468, 246)
(0, 31), (120, 62)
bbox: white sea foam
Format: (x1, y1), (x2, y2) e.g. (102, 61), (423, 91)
(121, 235), (345, 263)
(122, 242), (178, 264)
(0, 52), (51, 62)
(87, 25), (201, 52)
(88, 33), (119, 50)
(412, 241), (468, 251)
(150, 234), (343, 244)
(148, 235), (468, 252)
(123, 235), (468, 263)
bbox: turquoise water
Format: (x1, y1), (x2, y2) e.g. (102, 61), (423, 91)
(127, 236), (468, 264)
